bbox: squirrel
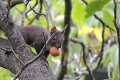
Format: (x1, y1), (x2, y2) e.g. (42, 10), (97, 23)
(18, 25), (64, 58)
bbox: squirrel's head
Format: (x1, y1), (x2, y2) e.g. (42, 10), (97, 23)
(50, 27), (65, 49)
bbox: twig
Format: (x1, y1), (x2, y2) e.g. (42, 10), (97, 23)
(89, 51), (99, 64)
(11, 48), (25, 65)
(113, 0), (120, 69)
(25, 0), (38, 20)
(0, 47), (24, 65)
(43, 0), (50, 30)
(27, 0), (43, 25)
(70, 38), (95, 80)
(107, 64), (112, 79)
(89, 36), (114, 64)
(81, 0), (109, 71)
(39, 0), (43, 14)
(108, 63), (120, 78)
(94, 24), (105, 70)
(13, 32), (57, 80)
(103, 36), (114, 58)
(81, 0), (114, 32)
(0, 47), (9, 51)
(29, 4), (46, 18)
(21, 0), (30, 26)
(6, 0), (11, 18)
(29, 4), (48, 25)
(51, 58), (61, 75)
(35, 0), (43, 20)
(43, 0), (55, 30)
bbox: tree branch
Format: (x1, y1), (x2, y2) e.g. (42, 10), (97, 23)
(81, 0), (114, 32)
(0, 1), (55, 80)
(57, 0), (72, 80)
(70, 38), (95, 80)
(113, 0), (120, 69)
(13, 32), (57, 80)
(0, 37), (16, 73)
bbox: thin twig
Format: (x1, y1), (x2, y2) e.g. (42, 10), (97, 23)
(25, 0), (38, 20)
(43, 0), (50, 30)
(11, 48), (25, 65)
(6, 0), (11, 18)
(35, 0), (43, 20)
(0, 47), (9, 51)
(90, 36), (114, 64)
(103, 36), (114, 58)
(94, 24), (105, 70)
(108, 63), (120, 78)
(113, 0), (120, 70)
(0, 47), (24, 65)
(52, 58), (61, 75)
(13, 32), (57, 80)
(70, 38), (95, 80)
(29, 4), (48, 25)
(43, 0), (55, 30)
(81, 0), (114, 32)
(21, 0), (30, 26)
(29, 4), (46, 17)
(27, 0), (43, 24)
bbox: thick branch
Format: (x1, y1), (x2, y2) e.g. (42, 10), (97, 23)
(57, 0), (72, 80)
(0, 37), (17, 73)
(0, 1), (55, 80)
(5, 0), (32, 8)
(0, 0), (33, 63)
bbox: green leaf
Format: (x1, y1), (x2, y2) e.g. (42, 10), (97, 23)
(109, 44), (118, 67)
(72, 2), (86, 23)
(111, 66), (120, 79)
(30, 46), (37, 54)
(85, 0), (110, 18)
(0, 68), (12, 80)
(102, 10), (115, 30)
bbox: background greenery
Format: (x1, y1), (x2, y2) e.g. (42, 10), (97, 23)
(0, 0), (119, 80)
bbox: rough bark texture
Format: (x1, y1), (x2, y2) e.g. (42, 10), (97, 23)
(0, 1), (55, 80)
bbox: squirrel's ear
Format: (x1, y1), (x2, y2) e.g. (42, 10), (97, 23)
(61, 30), (65, 34)
(61, 25), (68, 34)
(51, 27), (56, 34)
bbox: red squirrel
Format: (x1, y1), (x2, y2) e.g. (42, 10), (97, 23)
(18, 25), (64, 58)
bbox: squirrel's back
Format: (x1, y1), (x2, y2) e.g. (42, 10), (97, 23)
(18, 25), (49, 45)
(18, 25), (64, 57)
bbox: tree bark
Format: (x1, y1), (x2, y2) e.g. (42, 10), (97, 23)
(57, 0), (72, 80)
(0, 1), (55, 80)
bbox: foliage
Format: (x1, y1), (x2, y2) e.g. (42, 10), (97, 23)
(0, 0), (119, 80)
(0, 68), (13, 80)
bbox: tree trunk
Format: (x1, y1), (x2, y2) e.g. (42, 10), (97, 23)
(0, 1), (55, 80)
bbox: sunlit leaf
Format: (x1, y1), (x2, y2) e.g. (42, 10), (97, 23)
(85, 0), (110, 18)
(94, 28), (102, 42)
(72, 1), (86, 23)
(78, 26), (93, 35)
(79, 27), (110, 42)
(0, 68), (12, 80)
(102, 10), (115, 30)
